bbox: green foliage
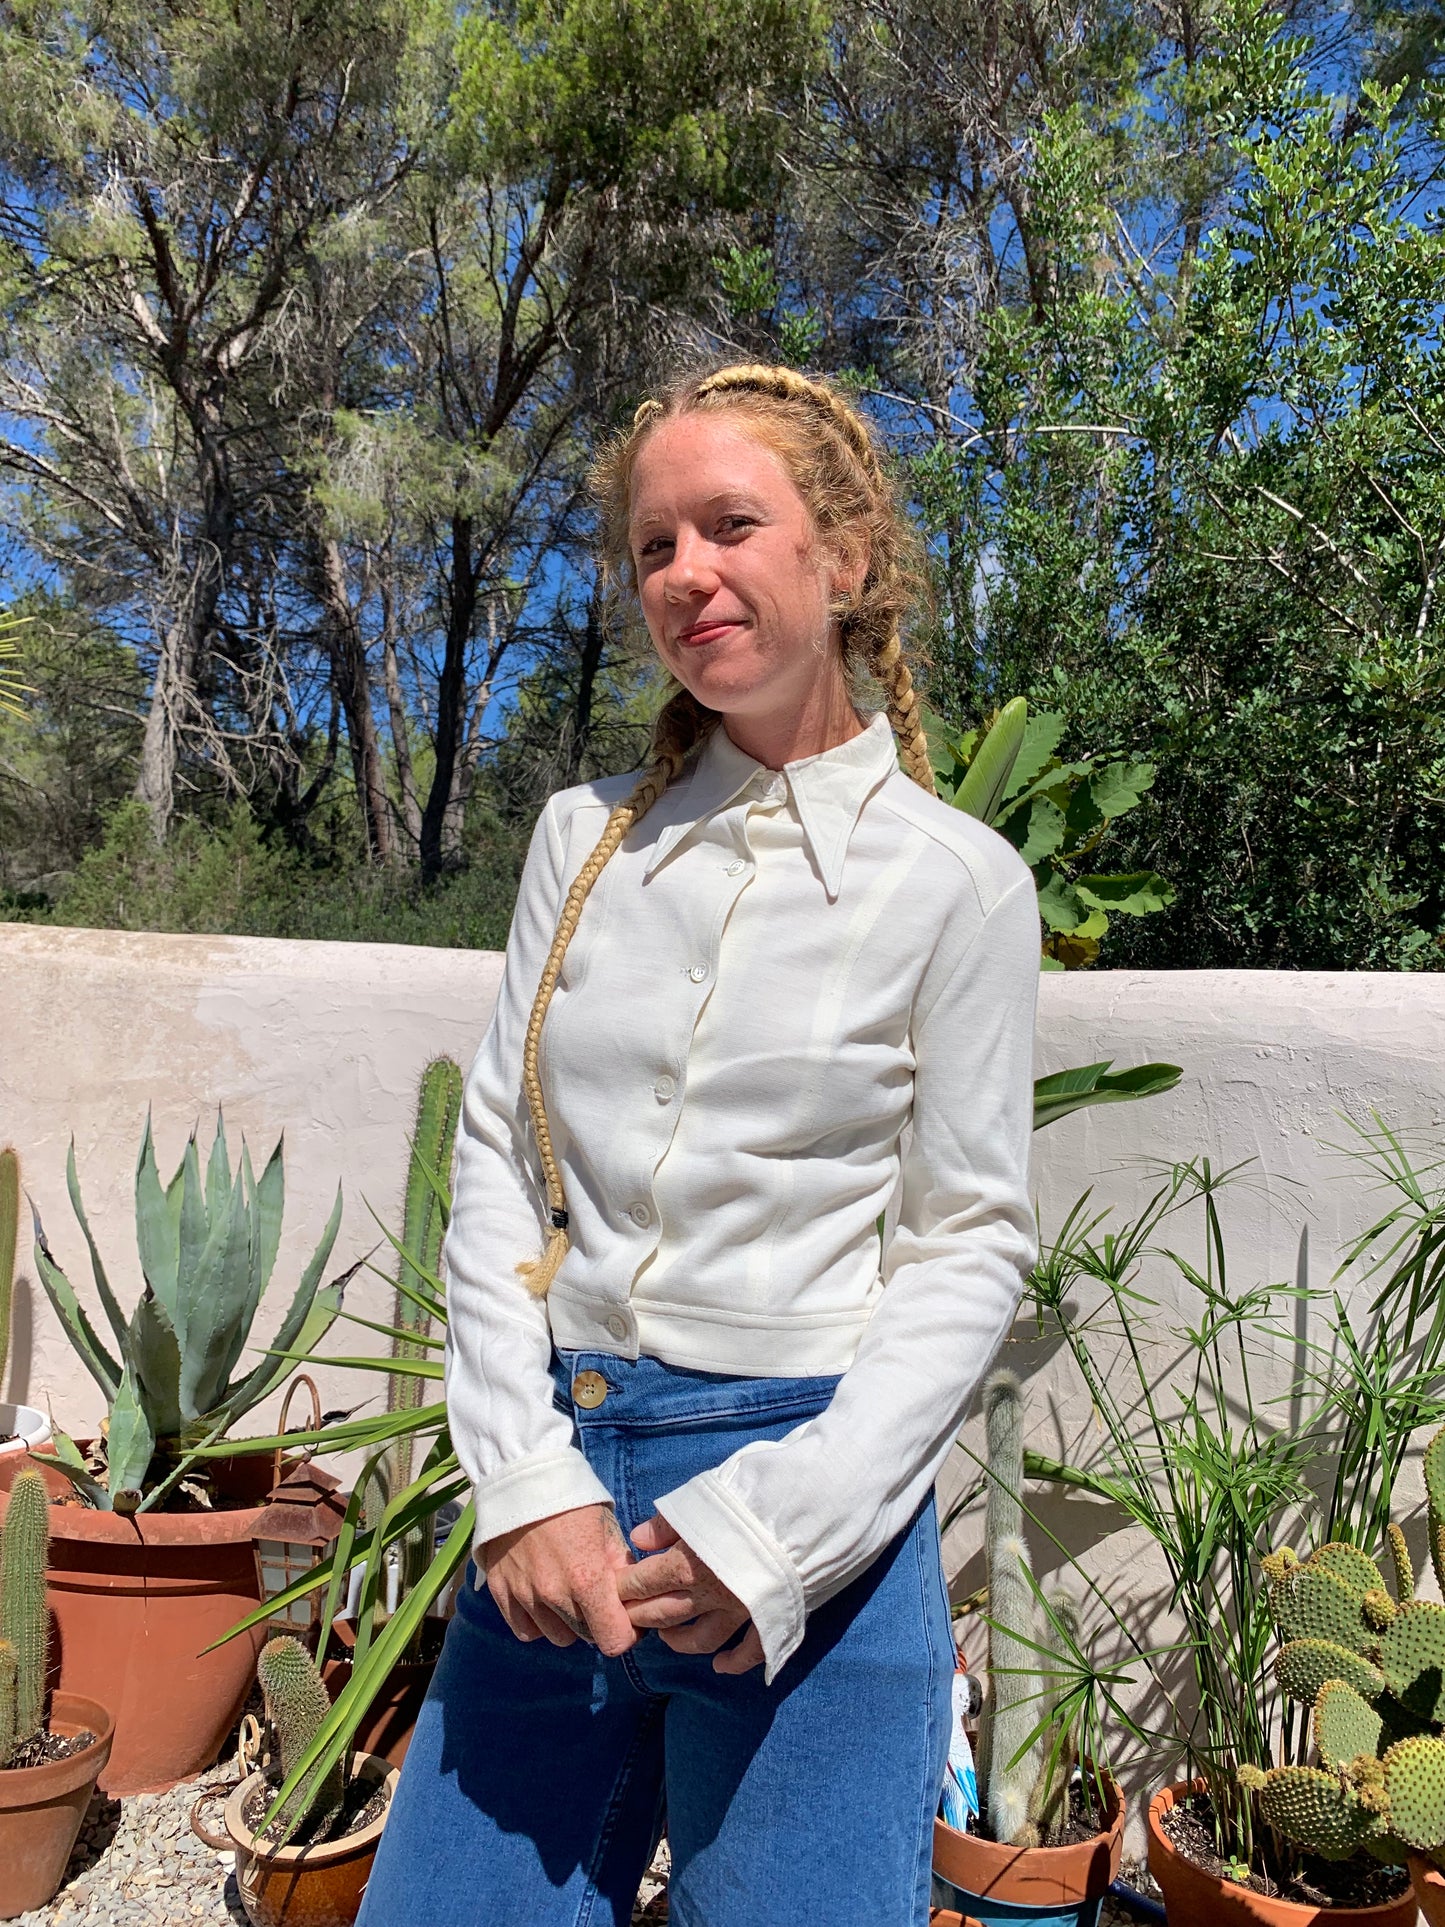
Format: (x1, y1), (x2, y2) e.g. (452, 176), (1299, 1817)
(0, 1148), (16, 1391)
(0, 1466), (51, 1759)
(924, 699), (1174, 968)
(256, 1636), (346, 1842)
(31, 1114), (346, 1511)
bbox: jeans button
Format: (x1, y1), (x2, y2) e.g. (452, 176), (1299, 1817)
(572, 1371), (608, 1409)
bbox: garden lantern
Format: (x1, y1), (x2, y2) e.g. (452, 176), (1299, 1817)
(250, 1376), (348, 1643)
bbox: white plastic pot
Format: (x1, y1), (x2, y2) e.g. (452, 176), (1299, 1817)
(0, 1402), (51, 1461)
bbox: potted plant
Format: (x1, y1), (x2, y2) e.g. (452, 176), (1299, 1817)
(932, 1371), (1125, 1927)
(0, 1111), (353, 1794)
(192, 1634), (397, 1927)
(1230, 1421), (1445, 1927)
(0, 1146), (48, 1469)
(0, 1466), (114, 1919)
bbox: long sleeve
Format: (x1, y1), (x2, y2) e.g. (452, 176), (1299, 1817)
(443, 796), (614, 1560)
(653, 872), (1041, 1680)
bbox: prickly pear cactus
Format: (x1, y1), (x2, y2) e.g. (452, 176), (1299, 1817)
(256, 1636), (346, 1841)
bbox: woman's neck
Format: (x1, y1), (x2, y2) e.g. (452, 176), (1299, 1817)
(719, 677), (867, 771)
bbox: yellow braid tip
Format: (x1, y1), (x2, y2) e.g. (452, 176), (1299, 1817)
(516, 1226), (570, 1299)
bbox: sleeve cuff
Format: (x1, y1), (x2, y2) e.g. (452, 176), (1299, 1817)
(468, 1448), (614, 1578)
(655, 1470), (807, 1683)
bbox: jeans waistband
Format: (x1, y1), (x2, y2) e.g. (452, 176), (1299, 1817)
(551, 1349), (841, 1433)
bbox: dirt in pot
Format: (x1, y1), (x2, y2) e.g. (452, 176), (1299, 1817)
(967, 1774), (1111, 1850)
(1162, 1792), (1411, 1908)
(241, 1774), (390, 1848)
(1, 1727), (97, 1770)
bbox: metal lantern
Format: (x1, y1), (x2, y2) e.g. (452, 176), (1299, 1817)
(250, 1375), (348, 1643)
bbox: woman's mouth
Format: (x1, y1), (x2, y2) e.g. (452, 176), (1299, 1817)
(676, 619), (743, 647)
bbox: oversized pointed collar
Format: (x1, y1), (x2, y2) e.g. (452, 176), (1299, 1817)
(641, 710), (898, 901)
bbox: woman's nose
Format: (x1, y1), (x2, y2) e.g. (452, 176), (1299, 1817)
(664, 529), (719, 599)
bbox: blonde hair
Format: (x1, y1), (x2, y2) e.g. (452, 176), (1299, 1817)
(515, 362), (937, 1297)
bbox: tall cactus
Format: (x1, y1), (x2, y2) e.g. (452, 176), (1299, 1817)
(0, 1465), (50, 1750)
(0, 1639), (15, 1767)
(364, 1059), (462, 1620)
(0, 1146), (17, 1394)
(256, 1635), (346, 1840)
(977, 1369), (1047, 1846)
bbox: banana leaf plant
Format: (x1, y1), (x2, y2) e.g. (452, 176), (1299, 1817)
(187, 1042), (1180, 1840)
(923, 697), (1175, 969)
(30, 1110), (353, 1512)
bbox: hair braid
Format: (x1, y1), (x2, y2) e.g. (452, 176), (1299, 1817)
(517, 360), (934, 1297)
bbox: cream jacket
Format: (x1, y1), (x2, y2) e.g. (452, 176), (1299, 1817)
(443, 710), (1041, 1678)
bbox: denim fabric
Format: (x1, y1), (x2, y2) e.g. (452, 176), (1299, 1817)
(358, 1352), (955, 1927)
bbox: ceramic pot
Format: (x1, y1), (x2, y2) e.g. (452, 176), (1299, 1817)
(932, 1773), (1124, 1927)
(0, 1692), (113, 1919)
(1410, 1854), (1445, 1926)
(1147, 1782), (1419, 1927)
(0, 1446), (277, 1795)
(319, 1615), (445, 1768)
(0, 1403), (49, 1465)
(193, 1752), (396, 1927)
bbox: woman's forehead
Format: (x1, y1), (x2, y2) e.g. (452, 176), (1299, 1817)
(629, 414), (798, 521)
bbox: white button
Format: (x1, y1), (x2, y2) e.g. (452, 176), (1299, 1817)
(606, 1314), (628, 1341)
(688, 963), (708, 983)
(654, 1074), (676, 1102)
(762, 774), (786, 803)
(629, 1201), (652, 1228)
(726, 859), (746, 876)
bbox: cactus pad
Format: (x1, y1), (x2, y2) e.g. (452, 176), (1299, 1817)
(1277, 1637), (1385, 1707)
(1364, 1588), (1399, 1630)
(1257, 1766), (1389, 1859)
(1314, 1680), (1385, 1769)
(1311, 1543), (1389, 1597)
(1386, 1523), (1415, 1603)
(1382, 1735), (1445, 1853)
(1380, 1602), (1445, 1721)
(1270, 1562), (1375, 1654)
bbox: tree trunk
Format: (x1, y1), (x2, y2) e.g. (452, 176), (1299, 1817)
(381, 556), (422, 854)
(419, 511), (476, 884)
(317, 533), (394, 863)
(565, 591), (605, 784)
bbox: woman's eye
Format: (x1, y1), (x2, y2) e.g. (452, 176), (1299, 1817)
(637, 536), (673, 558)
(718, 515), (756, 536)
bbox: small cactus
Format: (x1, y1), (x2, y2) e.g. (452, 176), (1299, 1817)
(0, 1466), (50, 1747)
(256, 1636), (346, 1840)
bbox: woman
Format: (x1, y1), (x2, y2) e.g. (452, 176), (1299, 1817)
(359, 364), (1040, 1926)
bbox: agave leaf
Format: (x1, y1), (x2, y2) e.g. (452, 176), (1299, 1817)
(31, 1203), (122, 1400)
(205, 1191), (346, 1429)
(63, 1140), (130, 1352)
(179, 1169), (256, 1422)
(176, 1130), (209, 1348)
(134, 1110), (181, 1323)
(43, 1429), (112, 1510)
(106, 1363), (155, 1510)
(204, 1110), (231, 1224)
(129, 1283), (183, 1439)
(251, 1136), (285, 1306)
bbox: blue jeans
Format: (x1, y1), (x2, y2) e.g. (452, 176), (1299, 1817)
(359, 1351), (954, 1927)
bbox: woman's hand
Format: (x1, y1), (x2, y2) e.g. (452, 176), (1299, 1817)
(482, 1503), (638, 1656)
(615, 1516), (766, 1675)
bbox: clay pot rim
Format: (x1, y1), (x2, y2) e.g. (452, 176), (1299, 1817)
(1411, 1854), (1445, 1889)
(1148, 1779), (1419, 1923)
(933, 1767), (1125, 1903)
(0, 1693), (114, 1805)
(222, 1752), (397, 1867)
(2, 1444), (293, 1546)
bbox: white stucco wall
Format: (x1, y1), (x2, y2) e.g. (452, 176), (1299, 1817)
(4, 924), (1444, 1839)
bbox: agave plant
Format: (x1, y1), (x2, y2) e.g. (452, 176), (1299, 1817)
(31, 1111), (350, 1512)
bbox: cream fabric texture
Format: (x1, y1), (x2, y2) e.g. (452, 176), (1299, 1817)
(444, 710), (1041, 1677)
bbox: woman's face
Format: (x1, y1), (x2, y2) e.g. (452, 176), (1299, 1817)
(628, 414), (855, 725)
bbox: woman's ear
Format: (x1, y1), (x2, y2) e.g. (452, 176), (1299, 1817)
(829, 532), (870, 605)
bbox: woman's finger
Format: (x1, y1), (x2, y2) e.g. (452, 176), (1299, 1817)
(630, 1514), (681, 1555)
(658, 1608), (745, 1654)
(622, 1588), (706, 1629)
(530, 1600), (582, 1648)
(614, 1547), (696, 1603)
(712, 1624), (766, 1675)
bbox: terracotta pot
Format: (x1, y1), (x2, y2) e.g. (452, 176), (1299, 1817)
(1148, 1781), (1419, 1927)
(0, 1446), (278, 1796)
(932, 1773), (1124, 1926)
(1410, 1854), (1445, 1926)
(319, 1615), (444, 1768)
(0, 1692), (113, 1920)
(195, 1752), (396, 1927)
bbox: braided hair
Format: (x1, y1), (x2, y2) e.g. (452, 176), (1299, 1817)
(515, 364), (936, 1297)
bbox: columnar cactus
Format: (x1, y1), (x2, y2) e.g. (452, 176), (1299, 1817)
(256, 1635), (346, 1840)
(1242, 1420), (1445, 1869)
(0, 1465), (50, 1753)
(0, 1640), (15, 1767)
(974, 1370), (1084, 1849)
(0, 1146), (17, 1391)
